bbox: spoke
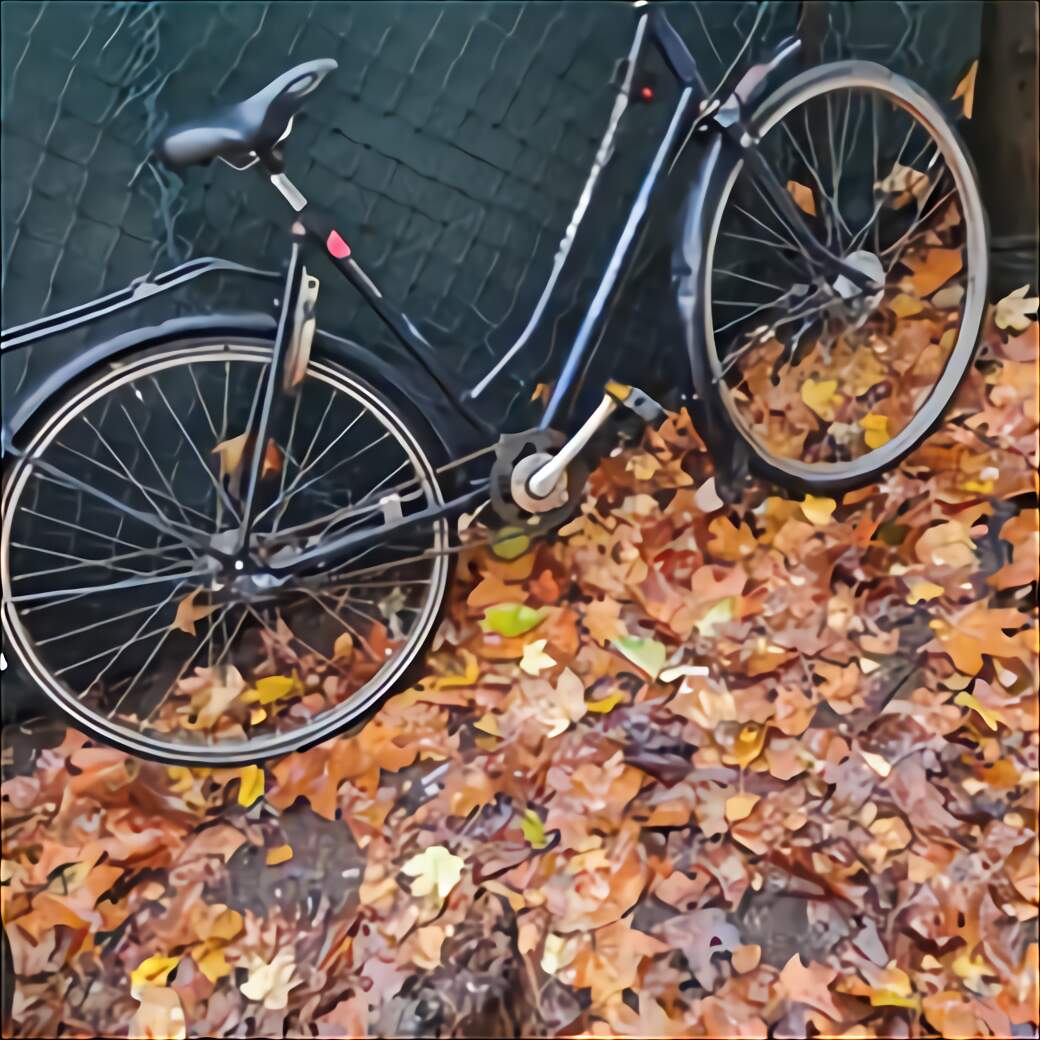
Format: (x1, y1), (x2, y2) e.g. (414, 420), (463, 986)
(46, 442), (209, 539)
(7, 566), (211, 606)
(317, 459), (411, 540)
(116, 603), (233, 720)
(268, 480), (424, 542)
(262, 430), (392, 527)
(714, 288), (797, 336)
(37, 595), (183, 646)
(71, 581), (188, 698)
(187, 364), (219, 441)
(11, 541), (190, 582)
(714, 268), (786, 293)
(21, 506), (182, 557)
(31, 458), (208, 556)
(302, 587), (381, 660)
(82, 415), (190, 539)
(780, 119), (847, 246)
(149, 376), (242, 523)
(120, 404), (200, 530)
(264, 408), (370, 522)
(269, 388), (304, 536)
(883, 186), (957, 273)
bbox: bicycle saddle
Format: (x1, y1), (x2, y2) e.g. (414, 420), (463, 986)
(157, 58), (337, 170)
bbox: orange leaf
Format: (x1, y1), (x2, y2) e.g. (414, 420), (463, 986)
(786, 180), (816, 216)
(951, 60), (977, 119)
(261, 439), (283, 479)
(904, 247), (963, 297)
(170, 588), (218, 636)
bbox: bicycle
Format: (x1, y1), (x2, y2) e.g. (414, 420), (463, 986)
(0, 4), (987, 764)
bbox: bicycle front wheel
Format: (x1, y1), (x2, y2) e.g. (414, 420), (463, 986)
(703, 61), (988, 491)
(1, 339), (451, 764)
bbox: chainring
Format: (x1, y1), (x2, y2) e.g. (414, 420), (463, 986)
(489, 428), (588, 529)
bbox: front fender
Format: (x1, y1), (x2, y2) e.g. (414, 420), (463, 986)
(671, 36), (802, 451)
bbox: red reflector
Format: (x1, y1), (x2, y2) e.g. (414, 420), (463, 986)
(640, 85), (654, 101)
(326, 230), (351, 259)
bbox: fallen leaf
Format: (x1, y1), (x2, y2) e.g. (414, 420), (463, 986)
(995, 284), (1039, 332)
(801, 378), (842, 419)
(240, 949), (299, 1010)
(725, 793), (759, 823)
(130, 955), (181, 997)
(801, 495), (836, 526)
(611, 635), (666, 679)
(266, 844), (294, 866)
(480, 602), (547, 637)
(787, 180), (816, 216)
(237, 765), (264, 807)
(521, 809), (547, 849)
(951, 59), (978, 119)
(401, 845), (464, 904)
(170, 588), (218, 636)
(519, 638), (555, 676)
(212, 432), (249, 478)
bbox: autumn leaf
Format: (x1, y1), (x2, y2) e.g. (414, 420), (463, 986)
(266, 844), (294, 865)
(170, 588), (217, 636)
(480, 602), (547, 637)
(131, 985), (186, 1040)
(801, 378), (842, 419)
(611, 635), (666, 679)
(237, 765), (264, 807)
(520, 809), (547, 849)
(951, 59), (978, 119)
(860, 412), (890, 449)
(130, 954), (180, 997)
(401, 845), (464, 904)
(584, 597), (623, 644)
(212, 432), (249, 478)
(904, 247), (963, 297)
(261, 438), (283, 479)
(801, 495), (836, 526)
(786, 179), (816, 216)
(519, 638), (555, 676)
(240, 949), (299, 1010)
(995, 284), (1039, 332)
(242, 675), (298, 705)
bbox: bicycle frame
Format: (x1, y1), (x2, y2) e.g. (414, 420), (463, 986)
(2, 5), (878, 585)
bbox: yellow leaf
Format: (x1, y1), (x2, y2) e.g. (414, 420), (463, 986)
(860, 412), (890, 449)
(951, 60), (977, 119)
(401, 845), (464, 904)
(787, 180), (816, 216)
(586, 690), (624, 714)
(801, 378), (842, 419)
(430, 649), (480, 689)
(695, 597), (735, 638)
(954, 691), (1003, 731)
(801, 495), (837, 526)
(473, 712), (501, 737)
(130, 954), (180, 997)
(196, 944), (231, 984)
(890, 293), (924, 317)
(521, 809), (547, 849)
(212, 432), (249, 479)
(237, 765), (264, 807)
(243, 675), (297, 705)
(266, 844), (293, 866)
(727, 722), (767, 768)
(332, 632), (354, 660)
(725, 793), (760, 823)
(519, 638), (556, 677)
(906, 578), (944, 605)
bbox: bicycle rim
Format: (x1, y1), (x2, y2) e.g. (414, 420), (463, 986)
(1, 341), (450, 763)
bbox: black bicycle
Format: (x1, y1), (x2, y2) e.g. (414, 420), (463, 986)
(0, 5), (987, 764)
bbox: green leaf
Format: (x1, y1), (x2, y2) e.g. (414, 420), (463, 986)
(611, 635), (667, 679)
(491, 527), (531, 560)
(521, 808), (547, 849)
(480, 602), (547, 638)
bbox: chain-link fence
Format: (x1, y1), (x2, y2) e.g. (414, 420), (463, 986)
(2, 1), (982, 420)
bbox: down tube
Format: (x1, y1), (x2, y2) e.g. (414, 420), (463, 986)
(538, 86), (694, 431)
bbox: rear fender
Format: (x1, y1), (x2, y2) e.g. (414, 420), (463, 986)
(2, 314), (473, 465)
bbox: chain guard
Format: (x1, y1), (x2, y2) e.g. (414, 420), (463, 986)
(489, 428), (588, 529)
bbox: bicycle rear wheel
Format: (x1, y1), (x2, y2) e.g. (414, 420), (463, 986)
(702, 61), (988, 491)
(1, 339), (450, 764)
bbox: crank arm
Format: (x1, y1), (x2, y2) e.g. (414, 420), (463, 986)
(262, 485), (487, 580)
(527, 382), (664, 500)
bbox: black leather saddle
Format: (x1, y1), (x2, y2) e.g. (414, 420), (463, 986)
(156, 58), (337, 170)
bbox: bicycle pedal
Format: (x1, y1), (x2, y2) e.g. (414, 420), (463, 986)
(604, 381), (666, 426)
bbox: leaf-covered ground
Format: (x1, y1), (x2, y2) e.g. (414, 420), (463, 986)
(2, 306), (1038, 1039)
